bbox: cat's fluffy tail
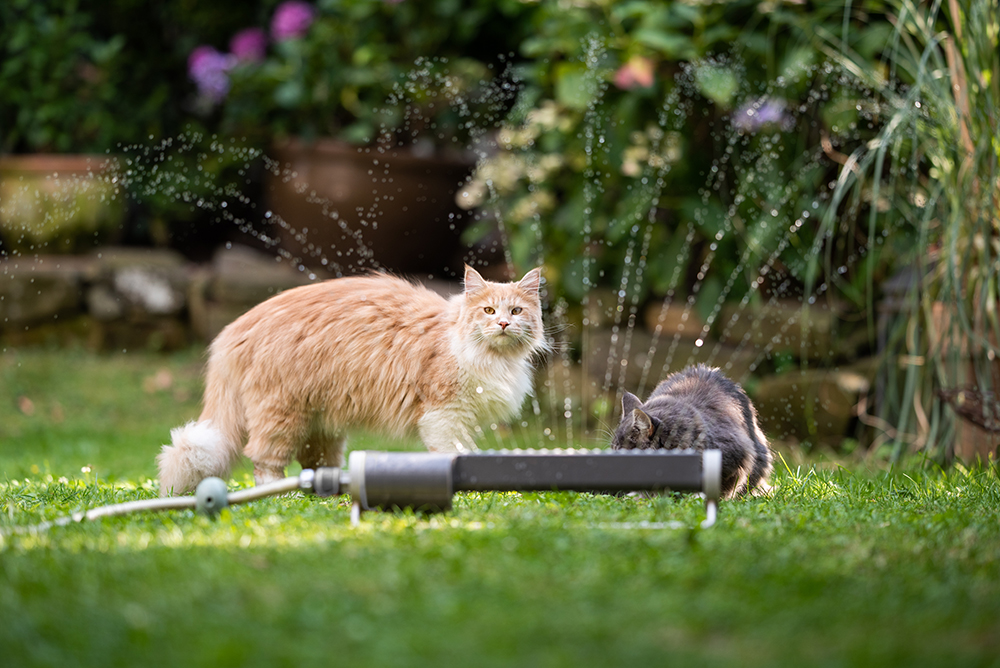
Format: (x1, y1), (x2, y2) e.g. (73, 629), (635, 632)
(159, 342), (246, 496)
(157, 421), (238, 497)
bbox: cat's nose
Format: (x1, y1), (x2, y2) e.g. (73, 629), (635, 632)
(499, 321), (510, 330)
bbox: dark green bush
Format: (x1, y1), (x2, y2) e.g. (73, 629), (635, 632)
(0, 0), (131, 153)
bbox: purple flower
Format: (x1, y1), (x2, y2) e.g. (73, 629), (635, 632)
(732, 97), (792, 133)
(188, 45), (236, 103)
(230, 28), (267, 62)
(271, 1), (315, 41)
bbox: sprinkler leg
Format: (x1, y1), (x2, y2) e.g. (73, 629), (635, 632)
(701, 498), (718, 529)
(350, 501), (362, 527)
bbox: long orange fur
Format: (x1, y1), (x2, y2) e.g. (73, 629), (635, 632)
(157, 265), (547, 495)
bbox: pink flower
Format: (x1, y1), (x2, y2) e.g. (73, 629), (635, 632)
(271, 1), (315, 41)
(613, 55), (655, 90)
(230, 28), (267, 62)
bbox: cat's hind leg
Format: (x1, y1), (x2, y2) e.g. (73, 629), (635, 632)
(243, 406), (309, 486)
(719, 443), (755, 499)
(744, 425), (774, 495)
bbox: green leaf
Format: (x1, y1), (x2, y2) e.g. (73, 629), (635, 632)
(611, 1), (657, 21)
(693, 65), (739, 109)
(681, 196), (728, 239)
(554, 62), (597, 112)
(779, 46), (816, 82)
(274, 81), (305, 108)
(633, 29), (694, 59)
(696, 274), (724, 323)
(669, 3), (704, 27)
(820, 92), (861, 134)
(701, 24), (739, 48)
(853, 23), (895, 60)
(90, 35), (125, 64)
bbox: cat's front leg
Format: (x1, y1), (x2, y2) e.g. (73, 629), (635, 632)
(417, 409), (479, 453)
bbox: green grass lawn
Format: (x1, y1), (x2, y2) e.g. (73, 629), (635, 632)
(2, 347), (999, 667)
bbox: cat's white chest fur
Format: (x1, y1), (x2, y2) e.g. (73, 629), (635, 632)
(415, 331), (534, 452)
(459, 353), (533, 422)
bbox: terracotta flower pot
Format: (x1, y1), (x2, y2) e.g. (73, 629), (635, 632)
(930, 301), (1000, 463)
(0, 154), (125, 254)
(265, 138), (473, 276)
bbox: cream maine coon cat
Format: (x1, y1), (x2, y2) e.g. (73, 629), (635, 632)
(158, 265), (547, 495)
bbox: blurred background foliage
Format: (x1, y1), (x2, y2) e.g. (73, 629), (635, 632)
(0, 0), (904, 281)
(217, 0), (534, 147)
(1, 0), (997, 459)
(463, 0), (901, 311)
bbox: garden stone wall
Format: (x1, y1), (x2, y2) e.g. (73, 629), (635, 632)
(1, 247), (875, 447)
(0, 245), (310, 351)
(578, 299), (876, 449)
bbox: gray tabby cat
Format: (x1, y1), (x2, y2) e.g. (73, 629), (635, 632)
(611, 364), (772, 498)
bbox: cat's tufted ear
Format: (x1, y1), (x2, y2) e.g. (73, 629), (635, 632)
(464, 264), (488, 295)
(632, 409), (655, 439)
(621, 391), (642, 416)
(517, 267), (542, 296)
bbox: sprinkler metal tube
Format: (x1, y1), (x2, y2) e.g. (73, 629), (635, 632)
(330, 449), (722, 527)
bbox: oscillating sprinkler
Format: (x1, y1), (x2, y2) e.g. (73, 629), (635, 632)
(15, 449), (723, 532)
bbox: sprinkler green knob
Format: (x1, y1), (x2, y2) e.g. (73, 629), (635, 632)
(195, 477), (229, 518)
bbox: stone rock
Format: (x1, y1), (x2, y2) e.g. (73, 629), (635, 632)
(85, 284), (124, 321)
(189, 244), (313, 340)
(2, 315), (95, 348)
(113, 267), (184, 315)
(90, 246), (186, 270)
(186, 267), (212, 341)
(88, 316), (191, 352)
(199, 302), (254, 342)
(752, 365), (873, 446)
(0, 255), (87, 326)
(209, 244), (311, 305)
(643, 302), (706, 340)
(715, 299), (866, 362)
(89, 247), (190, 317)
(585, 325), (758, 396)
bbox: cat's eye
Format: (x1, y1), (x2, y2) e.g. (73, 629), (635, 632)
(511, 307), (523, 315)
(484, 306), (496, 315)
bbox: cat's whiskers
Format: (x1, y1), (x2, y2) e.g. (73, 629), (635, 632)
(593, 415), (616, 444)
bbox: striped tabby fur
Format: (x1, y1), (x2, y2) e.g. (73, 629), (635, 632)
(611, 364), (772, 498)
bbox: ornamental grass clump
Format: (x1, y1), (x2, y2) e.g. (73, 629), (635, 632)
(814, 0), (1000, 461)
